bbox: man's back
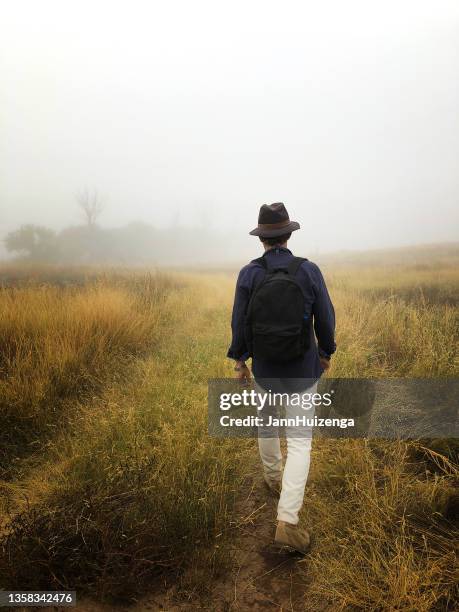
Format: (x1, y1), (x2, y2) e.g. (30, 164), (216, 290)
(227, 246), (336, 381)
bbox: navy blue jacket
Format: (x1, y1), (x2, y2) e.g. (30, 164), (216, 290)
(227, 247), (336, 381)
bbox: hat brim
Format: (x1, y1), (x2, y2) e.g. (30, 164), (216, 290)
(249, 221), (300, 238)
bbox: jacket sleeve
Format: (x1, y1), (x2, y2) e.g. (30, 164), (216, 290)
(311, 264), (336, 358)
(227, 267), (251, 361)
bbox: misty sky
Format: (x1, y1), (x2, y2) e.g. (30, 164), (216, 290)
(1, 0), (458, 255)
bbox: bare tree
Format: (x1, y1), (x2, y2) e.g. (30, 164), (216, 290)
(77, 188), (104, 226)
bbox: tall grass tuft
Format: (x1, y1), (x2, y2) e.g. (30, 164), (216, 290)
(303, 439), (458, 611)
(0, 270), (177, 478)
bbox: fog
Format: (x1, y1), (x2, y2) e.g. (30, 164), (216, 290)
(1, 0), (458, 264)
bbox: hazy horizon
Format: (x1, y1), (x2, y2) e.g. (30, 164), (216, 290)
(1, 0), (458, 261)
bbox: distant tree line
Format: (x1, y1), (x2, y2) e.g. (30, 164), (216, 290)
(3, 190), (252, 265)
(3, 221), (234, 266)
(4, 192), (242, 265)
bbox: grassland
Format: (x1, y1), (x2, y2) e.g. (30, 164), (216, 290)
(0, 248), (458, 610)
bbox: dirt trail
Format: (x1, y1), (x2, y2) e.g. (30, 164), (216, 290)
(131, 456), (313, 612)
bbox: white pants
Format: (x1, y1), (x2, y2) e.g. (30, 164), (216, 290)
(256, 381), (317, 525)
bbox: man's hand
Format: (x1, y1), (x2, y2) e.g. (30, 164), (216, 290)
(234, 360), (251, 384)
(320, 357), (331, 372)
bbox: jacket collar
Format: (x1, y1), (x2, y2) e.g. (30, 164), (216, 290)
(263, 246), (292, 257)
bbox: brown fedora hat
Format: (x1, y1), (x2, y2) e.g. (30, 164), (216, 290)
(249, 202), (300, 238)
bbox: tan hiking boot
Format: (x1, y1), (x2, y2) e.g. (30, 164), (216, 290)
(263, 475), (282, 497)
(274, 520), (311, 553)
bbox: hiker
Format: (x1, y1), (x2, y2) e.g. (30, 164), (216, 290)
(227, 202), (336, 553)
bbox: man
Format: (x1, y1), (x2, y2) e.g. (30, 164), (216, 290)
(227, 202), (336, 553)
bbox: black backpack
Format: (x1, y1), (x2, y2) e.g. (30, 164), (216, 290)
(244, 256), (310, 363)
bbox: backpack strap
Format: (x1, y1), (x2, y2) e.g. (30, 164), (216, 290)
(287, 256), (307, 276)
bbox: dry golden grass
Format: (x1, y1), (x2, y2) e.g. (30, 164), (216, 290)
(299, 263), (458, 610)
(0, 258), (457, 609)
(303, 439), (458, 611)
(0, 271), (179, 479)
(329, 280), (457, 377)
